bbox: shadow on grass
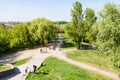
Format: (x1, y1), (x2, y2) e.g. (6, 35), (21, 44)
(80, 43), (98, 50)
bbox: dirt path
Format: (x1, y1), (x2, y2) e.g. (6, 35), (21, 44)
(0, 49), (36, 64)
(0, 48), (120, 80)
(52, 50), (120, 80)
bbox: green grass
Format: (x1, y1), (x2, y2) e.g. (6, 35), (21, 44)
(0, 64), (10, 71)
(66, 50), (120, 73)
(10, 57), (32, 66)
(26, 57), (112, 80)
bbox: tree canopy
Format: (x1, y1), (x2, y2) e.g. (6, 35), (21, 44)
(29, 18), (58, 46)
(65, 1), (96, 49)
(0, 18), (58, 54)
(92, 3), (120, 67)
(10, 24), (31, 49)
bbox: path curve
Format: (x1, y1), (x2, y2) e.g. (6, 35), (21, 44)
(51, 50), (120, 80)
(0, 48), (120, 80)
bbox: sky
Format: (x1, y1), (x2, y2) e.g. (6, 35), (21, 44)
(0, 0), (119, 22)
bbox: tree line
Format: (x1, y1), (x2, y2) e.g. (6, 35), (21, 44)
(0, 18), (58, 53)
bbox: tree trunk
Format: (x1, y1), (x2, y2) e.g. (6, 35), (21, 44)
(77, 37), (81, 49)
(77, 43), (80, 49)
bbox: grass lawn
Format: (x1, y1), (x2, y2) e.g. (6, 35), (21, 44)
(66, 50), (120, 73)
(26, 57), (112, 80)
(10, 57), (32, 66)
(0, 64), (11, 71)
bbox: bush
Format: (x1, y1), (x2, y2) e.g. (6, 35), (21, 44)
(60, 40), (74, 48)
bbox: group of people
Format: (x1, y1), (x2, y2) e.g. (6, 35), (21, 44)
(40, 47), (48, 53)
(23, 45), (60, 76)
(40, 46), (57, 53)
(25, 65), (37, 74)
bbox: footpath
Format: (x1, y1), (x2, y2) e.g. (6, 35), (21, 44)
(1, 48), (120, 80)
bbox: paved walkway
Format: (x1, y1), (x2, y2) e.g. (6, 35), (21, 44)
(1, 48), (120, 80)
(1, 48), (52, 80)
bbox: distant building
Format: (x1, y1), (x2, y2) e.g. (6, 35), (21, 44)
(0, 22), (23, 29)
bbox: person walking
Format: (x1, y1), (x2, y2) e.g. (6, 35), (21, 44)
(25, 67), (31, 74)
(25, 67), (28, 74)
(33, 65), (37, 73)
(40, 48), (42, 53)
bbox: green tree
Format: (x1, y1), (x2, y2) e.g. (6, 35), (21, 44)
(84, 8), (97, 42)
(0, 24), (9, 52)
(85, 8), (96, 25)
(29, 18), (58, 46)
(10, 24), (31, 49)
(65, 2), (84, 49)
(65, 2), (96, 49)
(92, 3), (120, 67)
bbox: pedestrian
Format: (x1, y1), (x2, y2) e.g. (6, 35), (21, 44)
(40, 48), (42, 53)
(27, 67), (31, 73)
(25, 67), (28, 73)
(33, 65), (37, 73)
(45, 47), (47, 53)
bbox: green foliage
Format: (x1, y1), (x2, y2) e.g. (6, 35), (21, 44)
(99, 3), (120, 23)
(64, 2), (83, 49)
(84, 8), (97, 42)
(92, 3), (120, 67)
(60, 39), (75, 48)
(26, 57), (112, 80)
(85, 8), (97, 24)
(64, 23), (78, 47)
(29, 18), (58, 46)
(72, 1), (85, 48)
(0, 18), (58, 53)
(65, 2), (96, 49)
(0, 24), (9, 52)
(10, 23), (31, 50)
